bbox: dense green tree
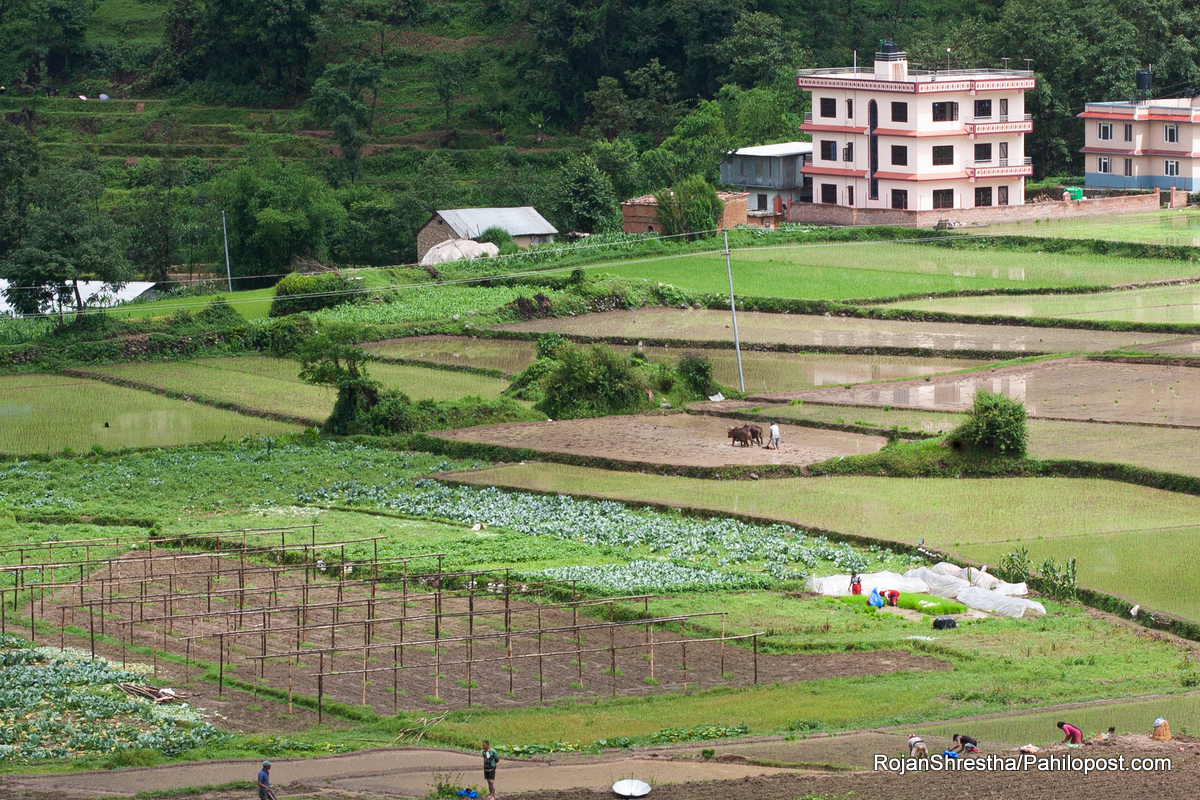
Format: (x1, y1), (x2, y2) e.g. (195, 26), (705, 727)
(551, 155), (620, 233)
(428, 50), (481, 124)
(582, 76), (632, 140)
(308, 60), (384, 130)
(331, 116), (367, 183)
(211, 158), (347, 282)
(161, 0), (321, 92)
(1, 163), (131, 320)
(625, 59), (683, 143)
(654, 175), (723, 240)
(0, 124), (37, 266)
(590, 137), (643, 200)
(714, 12), (806, 88)
(640, 100), (729, 187)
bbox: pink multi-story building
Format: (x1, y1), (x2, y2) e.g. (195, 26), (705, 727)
(796, 42), (1035, 213)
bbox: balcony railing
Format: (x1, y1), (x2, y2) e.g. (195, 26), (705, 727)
(975, 158), (993, 165)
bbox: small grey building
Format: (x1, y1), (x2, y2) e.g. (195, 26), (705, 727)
(417, 207), (558, 261)
(720, 142), (814, 217)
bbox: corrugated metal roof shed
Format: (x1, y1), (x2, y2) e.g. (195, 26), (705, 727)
(437, 207), (558, 239)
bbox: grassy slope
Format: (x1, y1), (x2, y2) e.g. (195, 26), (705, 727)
(0, 373), (298, 454)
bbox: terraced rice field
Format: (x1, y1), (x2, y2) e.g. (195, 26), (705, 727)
(984, 209), (1200, 246)
(447, 463), (1200, 621)
(89, 356), (510, 423)
(365, 334), (990, 392)
(767, 358), (1200, 426)
(603, 240), (1200, 299)
(0, 374), (298, 454)
(494, 308), (1179, 354)
(882, 284), (1200, 325)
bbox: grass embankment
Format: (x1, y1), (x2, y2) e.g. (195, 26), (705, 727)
(110, 289), (278, 322)
(0, 373), (299, 455)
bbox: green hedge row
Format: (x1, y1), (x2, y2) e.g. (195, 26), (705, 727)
(269, 272), (357, 317)
(932, 233), (1200, 263)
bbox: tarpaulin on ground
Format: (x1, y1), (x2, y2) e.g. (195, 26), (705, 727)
(955, 586), (1046, 618)
(903, 567), (971, 599)
(925, 562), (1027, 596)
(419, 239), (500, 266)
(804, 571), (931, 597)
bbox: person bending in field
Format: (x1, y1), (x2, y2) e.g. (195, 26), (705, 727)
(849, 571), (863, 596)
(1058, 721), (1083, 745)
(907, 734), (929, 758)
(952, 734), (980, 753)
(882, 589), (900, 607)
(769, 421), (780, 450)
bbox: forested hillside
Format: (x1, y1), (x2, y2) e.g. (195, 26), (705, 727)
(0, 0), (1198, 284)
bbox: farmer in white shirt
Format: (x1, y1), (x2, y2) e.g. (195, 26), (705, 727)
(768, 422), (780, 450)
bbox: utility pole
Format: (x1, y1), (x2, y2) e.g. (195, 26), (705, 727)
(222, 211), (233, 292)
(724, 229), (745, 393)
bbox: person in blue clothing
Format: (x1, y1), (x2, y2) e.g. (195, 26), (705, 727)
(257, 761), (276, 800)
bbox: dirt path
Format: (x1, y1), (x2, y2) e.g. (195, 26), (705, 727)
(0, 747), (804, 799)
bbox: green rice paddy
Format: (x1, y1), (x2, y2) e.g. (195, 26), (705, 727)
(602, 241), (1200, 301)
(88, 355), (510, 423)
(985, 209), (1200, 246)
(0, 374), (298, 455)
(109, 288), (277, 321)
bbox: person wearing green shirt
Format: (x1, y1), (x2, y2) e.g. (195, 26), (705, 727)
(482, 741), (499, 799)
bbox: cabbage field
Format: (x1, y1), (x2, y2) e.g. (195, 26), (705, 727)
(298, 479), (922, 591)
(0, 635), (226, 762)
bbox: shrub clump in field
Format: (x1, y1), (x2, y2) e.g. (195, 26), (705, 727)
(270, 271), (355, 316)
(677, 351), (715, 396)
(537, 344), (649, 418)
(951, 389), (1028, 457)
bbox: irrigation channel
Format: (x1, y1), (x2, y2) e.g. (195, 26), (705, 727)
(0, 525), (767, 715)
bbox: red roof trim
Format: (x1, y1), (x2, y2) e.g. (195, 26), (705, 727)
(801, 166), (867, 178)
(800, 123), (868, 134)
(872, 170), (971, 181)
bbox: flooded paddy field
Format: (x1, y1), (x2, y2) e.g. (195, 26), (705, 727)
(494, 308), (1178, 354)
(882, 283), (1200, 325)
(365, 334), (989, 392)
(764, 358), (1200, 426)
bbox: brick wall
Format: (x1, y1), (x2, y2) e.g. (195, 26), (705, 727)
(719, 193), (748, 229)
(788, 193), (1162, 227)
(622, 202), (662, 234)
(417, 215), (456, 261)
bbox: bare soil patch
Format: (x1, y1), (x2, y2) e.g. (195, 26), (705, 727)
(429, 413), (886, 468)
(760, 357), (1200, 427)
(493, 308), (1179, 354)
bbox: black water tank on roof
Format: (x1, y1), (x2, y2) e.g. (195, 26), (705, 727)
(1137, 70), (1153, 92)
(881, 40), (899, 55)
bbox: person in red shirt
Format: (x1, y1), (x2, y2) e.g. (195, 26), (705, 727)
(1057, 721), (1083, 744)
(882, 590), (900, 606)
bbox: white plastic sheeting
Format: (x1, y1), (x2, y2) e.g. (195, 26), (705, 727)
(418, 239), (500, 266)
(925, 562), (1027, 596)
(955, 587), (1046, 618)
(804, 571), (931, 597)
(903, 567), (971, 599)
